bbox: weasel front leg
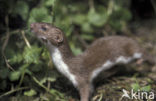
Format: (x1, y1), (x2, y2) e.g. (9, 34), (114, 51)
(78, 81), (93, 101)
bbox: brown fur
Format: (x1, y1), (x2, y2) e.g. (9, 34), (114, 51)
(31, 22), (154, 101)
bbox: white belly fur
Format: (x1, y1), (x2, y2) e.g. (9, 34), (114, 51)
(51, 47), (77, 86)
(91, 53), (142, 81)
(50, 41), (142, 86)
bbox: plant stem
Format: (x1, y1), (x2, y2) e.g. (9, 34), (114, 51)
(2, 15), (14, 71)
(151, 0), (156, 14)
(89, 0), (95, 10)
(21, 30), (31, 48)
(0, 87), (29, 98)
(32, 76), (50, 93)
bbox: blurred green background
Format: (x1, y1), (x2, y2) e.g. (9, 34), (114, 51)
(0, 0), (156, 101)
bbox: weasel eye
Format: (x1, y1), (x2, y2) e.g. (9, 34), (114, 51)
(41, 26), (47, 31)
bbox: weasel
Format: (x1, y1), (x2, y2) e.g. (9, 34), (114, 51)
(30, 22), (154, 101)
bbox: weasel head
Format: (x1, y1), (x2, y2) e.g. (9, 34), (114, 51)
(30, 22), (64, 46)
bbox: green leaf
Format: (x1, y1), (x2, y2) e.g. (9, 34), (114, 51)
(113, 6), (131, 21)
(28, 7), (52, 25)
(9, 53), (23, 64)
(19, 64), (29, 72)
(109, 20), (122, 31)
(14, 1), (29, 20)
(24, 89), (37, 96)
(81, 34), (94, 40)
(131, 83), (140, 92)
(141, 85), (151, 92)
(43, 15), (53, 23)
(9, 71), (21, 81)
(70, 42), (82, 55)
(81, 22), (93, 33)
(72, 14), (87, 25)
(0, 68), (9, 79)
(88, 9), (107, 27)
(44, 0), (56, 7)
(50, 89), (65, 98)
(65, 26), (73, 37)
(40, 77), (56, 84)
(23, 46), (42, 64)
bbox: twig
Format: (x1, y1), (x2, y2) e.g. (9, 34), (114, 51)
(107, 0), (114, 16)
(51, 0), (56, 23)
(32, 76), (50, 93)
(1, 15), (14, 71)
(89, 0), (95, 10)
(0, 87), (29, 98)
(10, 29), (20, 35)
(47, 80), (51, 90)
(151, 0), (156, 14)
(18, 64), (30, 87)
(21, 30), (31, 48)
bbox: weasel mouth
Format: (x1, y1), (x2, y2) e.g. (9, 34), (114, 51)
(30, 29), (35, 33)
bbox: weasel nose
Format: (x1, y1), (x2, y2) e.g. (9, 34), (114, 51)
(30, 23), (36, 29)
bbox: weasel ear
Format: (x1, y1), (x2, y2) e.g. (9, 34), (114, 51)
(54, 34), (63, 44)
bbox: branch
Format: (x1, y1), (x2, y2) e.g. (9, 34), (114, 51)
(0, 87), (29, 98)
(21, 30), (31, 48)
(107, 0), (114, 16)
(32, 76), (50, 93)
(1, 15), (14, 71)
(151, 0), (156, 14)
(89, 0), (95, 10)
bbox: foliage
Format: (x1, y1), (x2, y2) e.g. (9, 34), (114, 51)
(131, 83), (151, 92)
(1, 0), (155, 101)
